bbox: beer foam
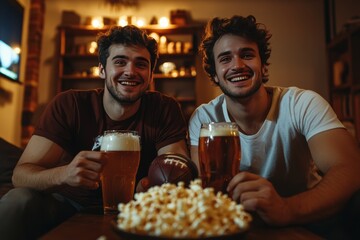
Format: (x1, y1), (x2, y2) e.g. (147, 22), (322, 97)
(101, 132), (140, 151)
(200, 128), (239, 137)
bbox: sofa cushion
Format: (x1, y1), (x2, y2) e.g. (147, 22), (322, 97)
(0, 138), (23, 183)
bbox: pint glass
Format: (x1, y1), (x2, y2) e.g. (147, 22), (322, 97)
(100, 130), (140, 214)
(198, 122), (240, 193)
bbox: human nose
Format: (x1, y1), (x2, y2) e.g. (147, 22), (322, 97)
(232, 57), (245, 70)
(123, 62), (135, 77)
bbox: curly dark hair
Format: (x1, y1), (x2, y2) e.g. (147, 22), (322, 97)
(97, 25), (158, 72)
(200, 15), (272, 84)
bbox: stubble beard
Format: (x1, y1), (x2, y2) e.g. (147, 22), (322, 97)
(105, 78), (145, 104)
(219, 78), (262, 99)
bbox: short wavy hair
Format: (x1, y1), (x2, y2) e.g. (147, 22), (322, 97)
(97, 25), (158, 72)
(200, 15), (272, 85)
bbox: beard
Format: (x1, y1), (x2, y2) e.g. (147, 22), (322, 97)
(218, 74), (262, 99)
(105, 78), (145, 104)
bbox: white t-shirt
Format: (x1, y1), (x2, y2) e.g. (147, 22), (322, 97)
(189, 86), (344, 197)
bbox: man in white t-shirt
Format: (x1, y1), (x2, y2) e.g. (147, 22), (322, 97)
(189, 15), (360, 237)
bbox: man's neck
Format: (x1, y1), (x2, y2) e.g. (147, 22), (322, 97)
(103, 91), (141, 122)
(226, 86), (272, 135)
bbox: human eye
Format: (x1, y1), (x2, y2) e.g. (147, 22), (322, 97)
(114, 58), (127, 66)
(219, 55), (231, 63)
(241, 51), (255, 60)
(136, 60), (149, 69)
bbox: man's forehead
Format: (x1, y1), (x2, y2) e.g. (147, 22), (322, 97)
(108, 44), (150, 60)
(214, 35), (258, 54)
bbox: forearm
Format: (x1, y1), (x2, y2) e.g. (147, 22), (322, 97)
(285, 128), (360, 225)
(284, 164), (360, 225)
(12, 163), (66, 191)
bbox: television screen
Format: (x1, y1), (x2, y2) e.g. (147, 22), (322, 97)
(0, 0), (24, 82)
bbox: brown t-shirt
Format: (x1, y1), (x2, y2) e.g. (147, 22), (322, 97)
(34, 89), (187, 207)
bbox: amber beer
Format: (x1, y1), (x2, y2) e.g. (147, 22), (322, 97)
(100, 130), (140, 214)
(199, 122), (240, 193)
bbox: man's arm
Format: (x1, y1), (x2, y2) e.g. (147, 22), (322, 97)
(158, 139), (190, 158)
(228, 128), (360, 226)
(190, 145), (200, 171)
(12, 135), (105, 191)
(284, 128), (360, 224)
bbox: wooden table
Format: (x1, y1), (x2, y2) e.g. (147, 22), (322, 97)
(40, 213), (323, 240)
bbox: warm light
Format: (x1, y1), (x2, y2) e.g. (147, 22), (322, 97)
(88, 41), (97, 54)
(159, 17), (170, 27)
(91, 17), (104, 28)
(13, 46), (21, 54)
(179, 67), (186, 76)
(159, 62), (176, 75)
(90, 66), (99, 76)
(118, 16), (128, 27)
(149, 32), (160, 42)
(167, 42), (175, 54)
(159, 36), (167, 44)
(136, 18), (146, 27)
(191, 66), (197, 76)
(171, 70), (179, 78)
(159, 35), (167, 54)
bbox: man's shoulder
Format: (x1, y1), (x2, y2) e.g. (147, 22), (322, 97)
(190, 94), (226, 123)
(53, 89), (104, 105)
(143, 91), (179, 103)
(198, 94), (225, 110)
(57, 88), (104, 99)
(197, 94), (224, 106)
(269, 86), (320, 103)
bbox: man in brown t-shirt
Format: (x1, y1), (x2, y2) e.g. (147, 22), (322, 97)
(1, 25), (189, 239)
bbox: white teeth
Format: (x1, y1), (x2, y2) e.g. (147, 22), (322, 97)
(120, 81), (138, 86)
(230, 76), (249, 82)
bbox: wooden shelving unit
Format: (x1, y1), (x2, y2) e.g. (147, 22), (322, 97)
(327, 25), (360, 143)
(57, 24), (204, 121)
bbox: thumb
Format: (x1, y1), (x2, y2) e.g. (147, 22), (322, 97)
(136, 177), (150, 193)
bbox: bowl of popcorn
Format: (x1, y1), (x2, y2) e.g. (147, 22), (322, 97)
(113, 179), (252, 239)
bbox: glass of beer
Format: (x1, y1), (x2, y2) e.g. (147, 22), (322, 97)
(198, 122), (240, 193)
(100, 130), (140, 214)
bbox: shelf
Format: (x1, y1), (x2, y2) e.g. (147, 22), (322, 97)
(61, 53), (194, 59)
(57, 23), (205, 122)
(153, 74), (196, 79)
(158, 53), (195, 58)
(58, 24), (204, 36)
(353, 85), (360, 93)
(62, 75), (101, 80)
(327, 25), (360, 143)
(177, 97), (196, 102)
(62, 53), (98, 58)
(330, 84), (351, 92)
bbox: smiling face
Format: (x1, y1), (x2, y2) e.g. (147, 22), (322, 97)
(213, 34), (265, 99)
(99, 44), (152, 104)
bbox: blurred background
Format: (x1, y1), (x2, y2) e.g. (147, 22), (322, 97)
(0, 0), (359, 147)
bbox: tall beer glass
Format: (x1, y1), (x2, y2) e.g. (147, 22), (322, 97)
(100, 130), (140, 214)
(198, 122), (240, 193)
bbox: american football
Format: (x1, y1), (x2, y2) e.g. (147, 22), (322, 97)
(148, 153), (198, 187)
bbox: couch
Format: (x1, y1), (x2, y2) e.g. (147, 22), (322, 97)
(0, 138), (23, 197)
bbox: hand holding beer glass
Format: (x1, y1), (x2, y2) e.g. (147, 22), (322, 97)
(100, 130), (140, 214)
(198, 122), (240, 193)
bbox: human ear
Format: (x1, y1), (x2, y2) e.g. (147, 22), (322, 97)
(98, 63), (105, 79)
(262, 66), (267, 76)
(149, 73), (154, 84)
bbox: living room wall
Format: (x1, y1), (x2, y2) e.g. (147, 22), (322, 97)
(0, 0), (359, 146)
(39, 0), (329, 107)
